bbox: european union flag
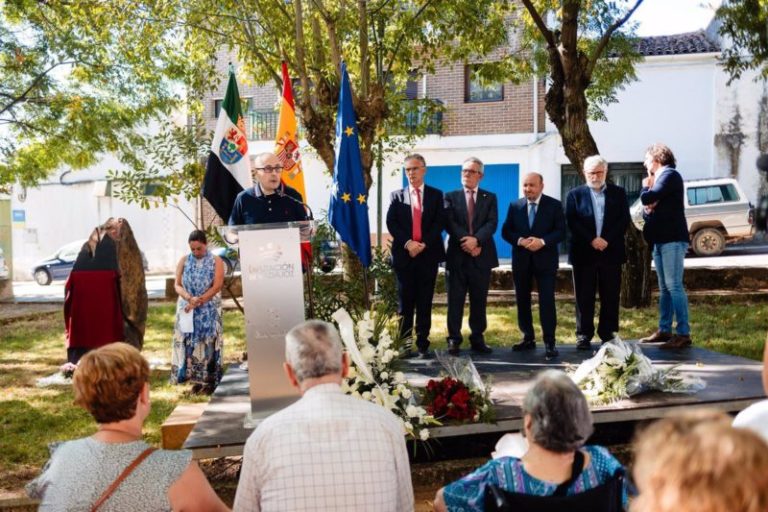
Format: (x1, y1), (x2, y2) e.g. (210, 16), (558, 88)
(329, 62), (372, 267)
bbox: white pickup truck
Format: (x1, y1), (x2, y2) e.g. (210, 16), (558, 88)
(631, 177), (755, 256)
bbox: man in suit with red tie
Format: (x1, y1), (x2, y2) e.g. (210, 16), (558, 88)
(501, 172), (566, 361)
(565, 155), (630, 351)
(444, 157), (498, 355)
(386, 154), (446, 358)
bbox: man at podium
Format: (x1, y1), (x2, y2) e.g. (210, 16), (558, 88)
(228, 152), (309, 226)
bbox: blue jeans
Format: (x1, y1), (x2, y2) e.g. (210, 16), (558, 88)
(653, 241), (690, 335)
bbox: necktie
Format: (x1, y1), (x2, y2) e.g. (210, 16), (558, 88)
(467, 189), (475, 235)
(412, 188), (422, 242)
(528, 202), (536, 229)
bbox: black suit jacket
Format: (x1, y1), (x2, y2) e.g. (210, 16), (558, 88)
(640, 167), (689, 245)
(501, 194), (566, 272)
(444, 188), (499, 271)
(566, 184), (630, 266)
(386, 185), (446, 270)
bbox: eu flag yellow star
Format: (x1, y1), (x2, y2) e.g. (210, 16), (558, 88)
(357, 193), (366, 204)
(344, 126), (354, 137)
(341, 192), (352, 202)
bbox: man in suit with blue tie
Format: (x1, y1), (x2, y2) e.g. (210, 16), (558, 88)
(444, 157), (498, 355)
(502, 172), (566, 360)
(565, 155), (630, 351)
(386, 154), (446, 358)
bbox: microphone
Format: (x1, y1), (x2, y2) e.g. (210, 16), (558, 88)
(279, 183), (314, 220)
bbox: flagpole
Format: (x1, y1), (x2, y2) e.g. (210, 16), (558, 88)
(362, 266), (371, 310)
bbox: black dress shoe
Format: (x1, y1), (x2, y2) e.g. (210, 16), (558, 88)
(512, 340), (536, 351)
(576, 338), (592, 351)
(447, 339), (461, 356)
(414, 349), (432, 360)
(544, 343), (559, 361)
(470, 343), (493, 354)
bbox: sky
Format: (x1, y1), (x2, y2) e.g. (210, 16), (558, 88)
(632, 0), (722, 36)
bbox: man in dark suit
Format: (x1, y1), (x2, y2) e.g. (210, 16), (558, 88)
(501, 172), (566, 360)
(444, 157), (498, 355)
(386, 153), (445, 358)
(566, 155), (630, 351)
(639, 143), (692, 349)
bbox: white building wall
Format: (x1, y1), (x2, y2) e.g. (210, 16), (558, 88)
(586, 54), (719, 179)
(11, 179), (196, 280)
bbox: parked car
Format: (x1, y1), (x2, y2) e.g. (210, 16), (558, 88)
(631, 177), (755, 256)
(211, 245), (240, 276)
(32, 240), (149, 285)
(0, 247), (9, 280)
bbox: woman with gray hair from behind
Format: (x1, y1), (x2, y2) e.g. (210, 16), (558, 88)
(434, 370), (627, 511)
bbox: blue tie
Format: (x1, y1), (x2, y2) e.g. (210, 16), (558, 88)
(528, 202), (536, 228)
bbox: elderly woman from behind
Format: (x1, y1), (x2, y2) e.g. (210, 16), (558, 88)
(27, 343), (229, 512)
(434, 370), (627, 512)
(632, 409), (768, 512)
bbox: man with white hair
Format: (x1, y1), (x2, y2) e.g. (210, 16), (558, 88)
(565, 155), (630, 351)
(233, 320), (414, 512)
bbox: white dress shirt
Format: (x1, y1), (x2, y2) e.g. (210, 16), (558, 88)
(233, 383), (414, 512)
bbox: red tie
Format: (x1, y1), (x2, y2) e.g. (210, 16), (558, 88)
(467, 189), (475, 235)
(412, 188), (422, 242)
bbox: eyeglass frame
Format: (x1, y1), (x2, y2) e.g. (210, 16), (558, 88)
(252, 166), (284, 174)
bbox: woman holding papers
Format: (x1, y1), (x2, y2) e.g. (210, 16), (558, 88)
(170, 230), (225, 394)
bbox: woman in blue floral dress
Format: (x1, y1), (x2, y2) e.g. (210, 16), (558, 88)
(170, 230), (225, 393)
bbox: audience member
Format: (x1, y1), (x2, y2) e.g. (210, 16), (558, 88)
(732, 335), (768, 442)
(27, 343), (229, 511)
(233, 320), (413, 512)
(434, 370), (627, 511)
(632, 409), (768, 512)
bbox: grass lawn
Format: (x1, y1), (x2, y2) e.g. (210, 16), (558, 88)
(1, 298), (765, 496)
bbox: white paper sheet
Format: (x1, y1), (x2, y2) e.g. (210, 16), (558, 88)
(178, 308), (194, 333)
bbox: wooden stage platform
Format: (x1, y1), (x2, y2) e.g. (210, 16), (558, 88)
(183, 344), (765, 459)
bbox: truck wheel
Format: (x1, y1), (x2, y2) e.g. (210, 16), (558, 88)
(692, 228), (725, 257)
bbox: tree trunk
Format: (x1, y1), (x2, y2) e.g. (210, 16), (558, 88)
(621, 225), (653, 308)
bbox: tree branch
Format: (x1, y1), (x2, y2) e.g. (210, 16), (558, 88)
(586, 0), (644, 78)
(384, 0), (435, 80)
(520, 0), (556, 49)
(0, 60), (76, 116)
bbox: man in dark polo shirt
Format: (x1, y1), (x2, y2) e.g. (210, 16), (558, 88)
(228, 152), (308, 225)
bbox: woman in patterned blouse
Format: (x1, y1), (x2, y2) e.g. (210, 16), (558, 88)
(434, 370), (628, 511)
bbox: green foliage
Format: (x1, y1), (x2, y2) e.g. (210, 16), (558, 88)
(309, 219), (398, 322)
(716, 0), (768, 82)
(0, 1), (216, 189)
(508, 0), (643, 122)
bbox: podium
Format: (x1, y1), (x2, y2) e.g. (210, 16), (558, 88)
(219, 221), (314, 424)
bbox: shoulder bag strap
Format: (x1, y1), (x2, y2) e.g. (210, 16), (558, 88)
(553, 449), (585, 497)
(91, 447), (156, 512)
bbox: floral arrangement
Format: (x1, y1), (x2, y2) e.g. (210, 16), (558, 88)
(570, 337), (705, 405)
(333, 307), (438, 441)
(423, 353), (495, 424)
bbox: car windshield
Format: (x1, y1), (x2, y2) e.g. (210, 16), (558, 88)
(54, 240), (88, 262)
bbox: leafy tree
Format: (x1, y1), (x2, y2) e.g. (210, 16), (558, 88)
(0, 1), (214, 191)
(716, 0), (768, 82)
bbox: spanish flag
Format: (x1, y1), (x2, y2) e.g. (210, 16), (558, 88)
(275, 61), (306, 202)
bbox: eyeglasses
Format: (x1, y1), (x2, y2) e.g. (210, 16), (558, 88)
(254, 166), (283, 174)
(404, 166), (424, 173)
(462, 168), (481, 175)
